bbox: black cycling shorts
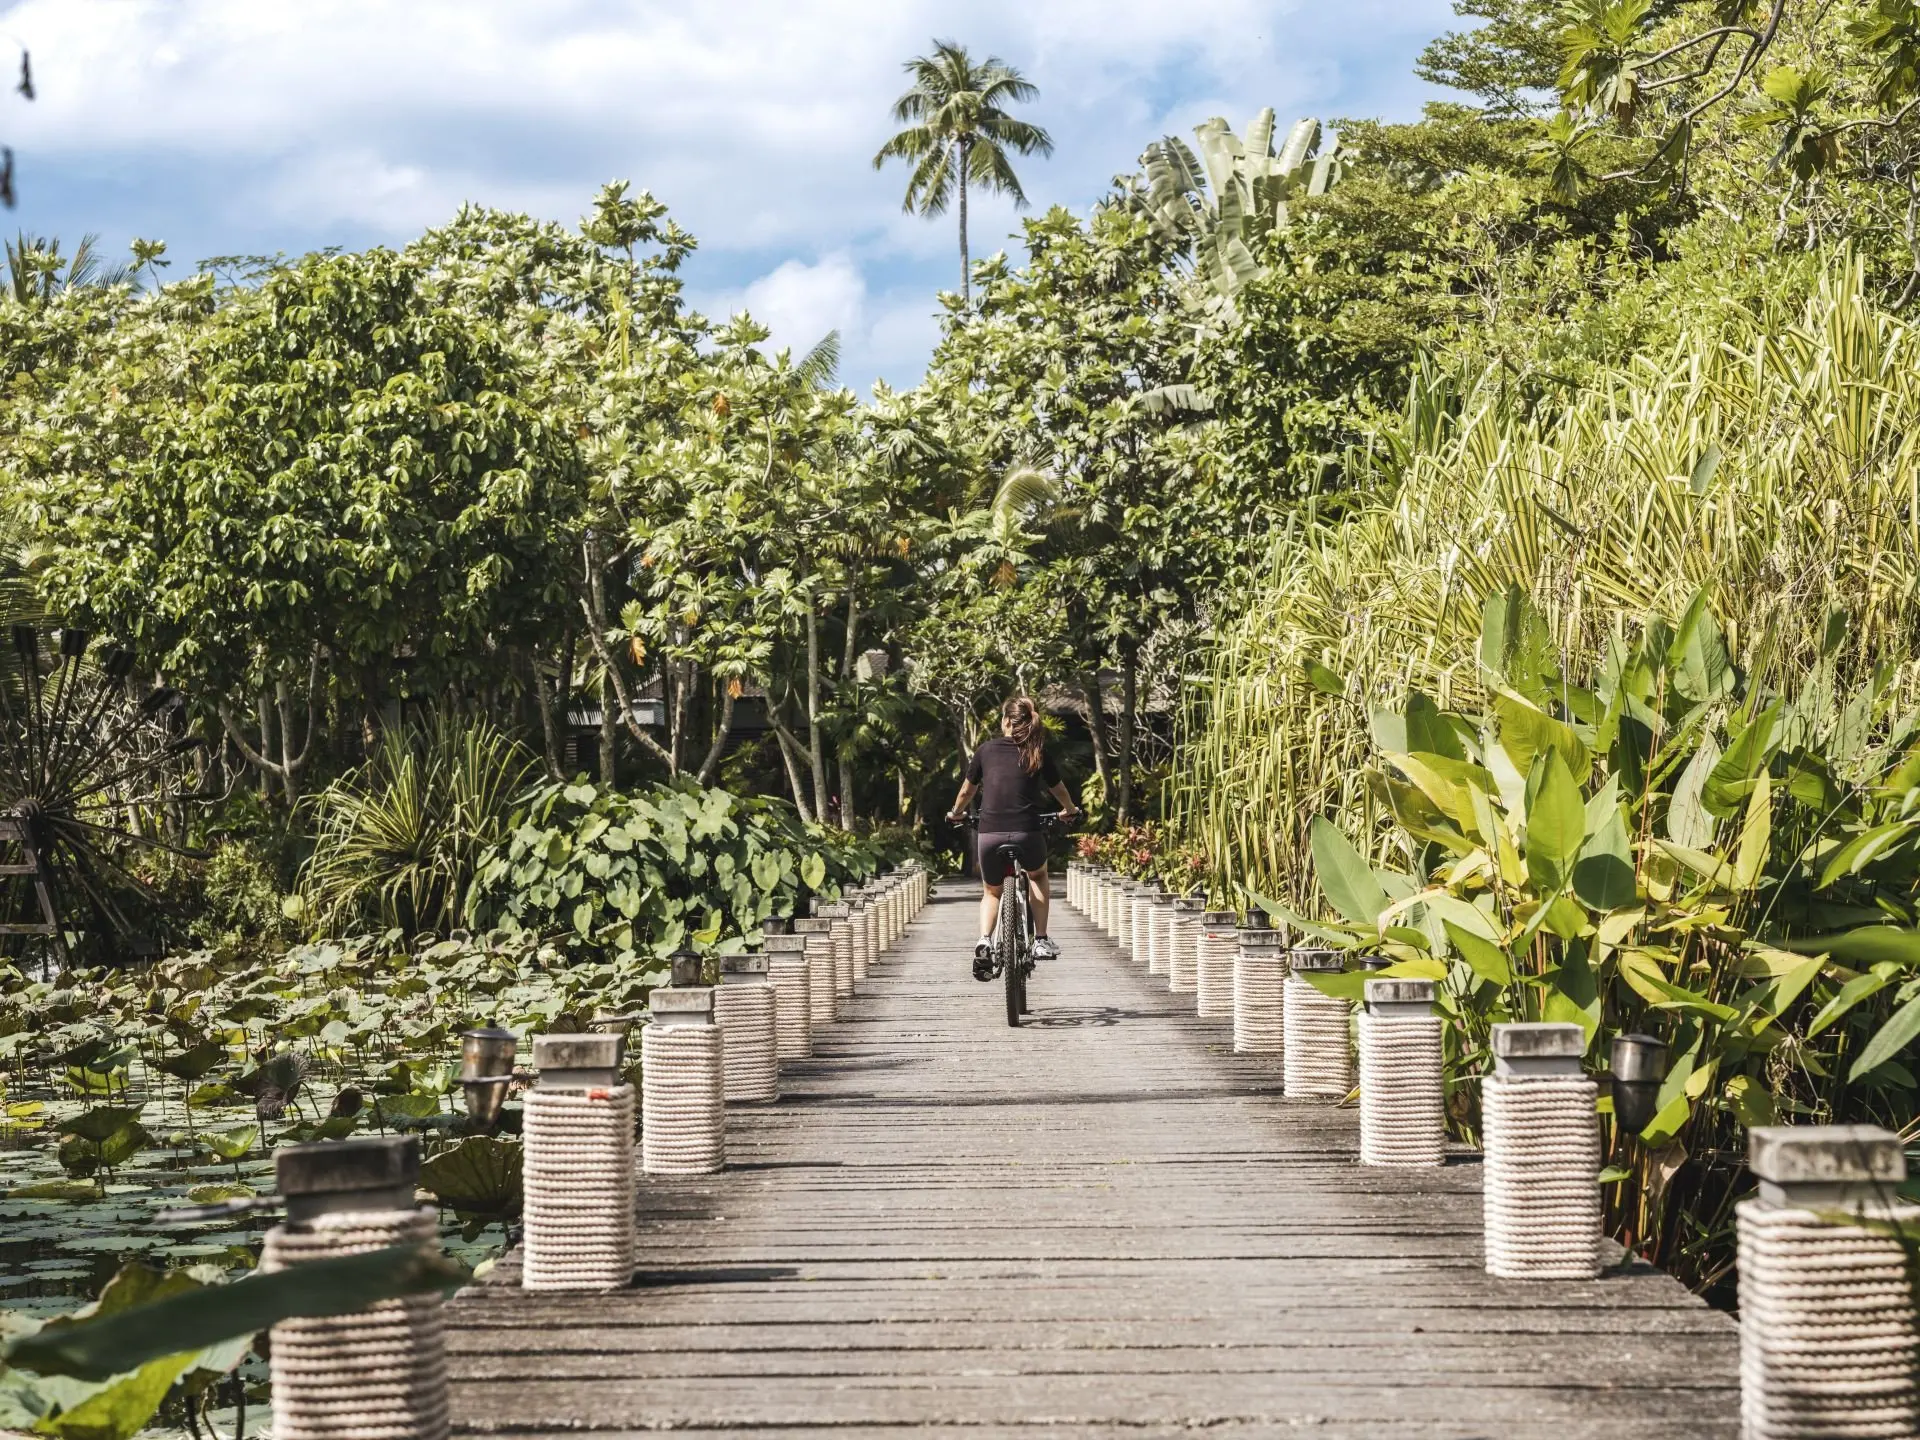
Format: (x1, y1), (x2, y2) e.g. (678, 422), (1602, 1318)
(979, 830), (1046, 885)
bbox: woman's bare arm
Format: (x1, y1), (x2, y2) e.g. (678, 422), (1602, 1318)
(948, 779), (979, 820)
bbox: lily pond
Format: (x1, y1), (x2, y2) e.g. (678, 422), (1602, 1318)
(0, 931), (674, 1433)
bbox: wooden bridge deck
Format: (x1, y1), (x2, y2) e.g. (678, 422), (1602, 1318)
(445, 883), (1741, 1438)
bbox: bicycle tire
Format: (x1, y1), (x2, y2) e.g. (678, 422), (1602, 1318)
(1001, 869), (1025, 1028)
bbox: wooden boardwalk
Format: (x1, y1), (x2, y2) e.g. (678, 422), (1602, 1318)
(445, 883), (1740, 1438)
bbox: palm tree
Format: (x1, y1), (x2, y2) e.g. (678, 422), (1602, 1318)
(872, 40), (1053, 304)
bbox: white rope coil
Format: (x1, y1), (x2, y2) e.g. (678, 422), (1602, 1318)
(1283, 975), (1352, 1098)
(1129, 897), (1152, 966)
(264, 1206), (448, 1440)
(827, 919), (855, 1000)
(1115, 890), (1134, 950)
(521, 1085), (636, 1290)
(1146, 907), (1171, 977)
(1195, 928), (1238, 1018)
(641, 1024), (726, 1175)
(1357, 1013), (1445, 1167)
(854, 904), (875, 979)
(713, 984), (779, 1103)
(1234, 946), (1286, 1055)
(1738, 1199), (1920, 1439)
(1481, 1073), (1601, 1279)
(1167, 914), (1199, 993)
(767, 953), (812, 1061)
(803, 935), (838, 1023)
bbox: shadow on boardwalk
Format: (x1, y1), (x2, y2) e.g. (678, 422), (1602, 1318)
(445, 884), (1739, 1439)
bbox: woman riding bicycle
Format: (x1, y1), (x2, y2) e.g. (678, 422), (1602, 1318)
(947, 696), (1081, 980)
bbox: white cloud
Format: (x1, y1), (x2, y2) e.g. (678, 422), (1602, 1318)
(0, 0), (1462, 382)
(706, 252), (867, 359)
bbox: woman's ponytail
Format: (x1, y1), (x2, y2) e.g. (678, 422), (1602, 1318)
(1001, 696), (1045, 774)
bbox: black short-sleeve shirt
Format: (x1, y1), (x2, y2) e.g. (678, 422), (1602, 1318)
(966, 736), (1061, 831)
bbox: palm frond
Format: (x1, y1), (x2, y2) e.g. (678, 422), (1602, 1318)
(795, 330), (841, 390)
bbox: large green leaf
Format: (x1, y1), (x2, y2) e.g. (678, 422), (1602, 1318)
(1444, 920), (1513, 986)
(6, 1247), (469, 1383)
(1493, 690), (1588, 784)
(1573, 801), (1636, 911)
(1523, 750), (1585, 893)
(1309, 816), (1388, 927)
(1779, 928), (1920, 968)
(1850, 995), (1920, 1080)
(419, 1135), (523, 1216)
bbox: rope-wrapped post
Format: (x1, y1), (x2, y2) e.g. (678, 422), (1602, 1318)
(1096, 871), (1115, 936)
(522, 1033), (635, 1290)
(641, 981), (726, 1175)
(1114, 880), (1136, 954)
(1234, 918), (1287, 1055)
(1358, 979), (1445, 1167)
(792, 916), (839, 1024)
(814, 900), (856, 1003)
(715, 952), (779, 1103)
(1195, 911), (1239, 1018)
(1482, 1022), (1600, 1280)
(1739, 1126), (1920, 1439)
(764, 932), (813, 1061)
(1128, 884), (1158, 966)
(264, 1136), (450, 1440)
(851, 892), (877, 979)
(1167, 896), (1203, 992)
(1067, 862), (1082, 912)
(1144, 891), (1174, 975)
(1283, 949), (1353, 1099)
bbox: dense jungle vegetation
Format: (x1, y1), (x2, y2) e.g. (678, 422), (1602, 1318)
(6, 0), (1920, 1429)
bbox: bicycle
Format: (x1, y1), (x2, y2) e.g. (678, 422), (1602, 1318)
(959, 812), (1067, 1028)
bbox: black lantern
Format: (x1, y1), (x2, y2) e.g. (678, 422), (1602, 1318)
(1609, 1033), (1668, 1136)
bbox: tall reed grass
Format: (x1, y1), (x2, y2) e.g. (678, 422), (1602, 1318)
(1178, 259), (1920, 902)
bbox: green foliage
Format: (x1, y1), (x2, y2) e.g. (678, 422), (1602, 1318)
(1294, 586), (1920, 1290)
(468, 778), (893, 960)
(297, 719), (536, 938)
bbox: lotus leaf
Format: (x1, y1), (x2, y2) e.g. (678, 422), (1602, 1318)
(420, 1135), (523, 1217)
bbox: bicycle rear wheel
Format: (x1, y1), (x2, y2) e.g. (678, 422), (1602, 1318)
(1001, 874), (1025, 1028)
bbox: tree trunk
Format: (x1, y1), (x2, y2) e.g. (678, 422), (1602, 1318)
(1116, 647), (1138, 825)
(598, 670), (616, 786)
(805, 604), (830, 821)
(838, 587), (861, 830)
(957, 137), (972, 304)
(529, 648), (565, 781)
(694, 685), (737, 786)
(772, 714), (814, 823)
(1080, 669), (1113, 815)
(254, 692), (275, 800)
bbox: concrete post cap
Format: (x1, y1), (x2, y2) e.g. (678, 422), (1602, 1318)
(534, 1033), (625, 1072)
(1202, 910), (1239, 927)
(720, 954), (770, 979)
(650, 987), (715, 1017)
(815, 901), (850, 917)
(1172, 897), (1206, 912)
(1238, 929), (1289, 946)
(1365, 978), (1436, 1005)
(1491, 1022), (1586, 1059)
(1149, 892), (1177, 906)
(276, 1135), (419, 1197)
(1749, 1125), (1906, 1185)
(1290, 948), (1344, 972)
(764, 934), (810, 954)
(793, 917), (832, 934)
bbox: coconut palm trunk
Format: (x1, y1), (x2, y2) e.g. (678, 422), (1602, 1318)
(958, 136), (972, 302)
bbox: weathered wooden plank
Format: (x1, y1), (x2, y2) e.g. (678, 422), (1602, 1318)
(446, 883), (1739, 1435)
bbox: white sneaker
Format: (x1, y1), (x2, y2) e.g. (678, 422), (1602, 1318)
(1033, 936), (1060, 961)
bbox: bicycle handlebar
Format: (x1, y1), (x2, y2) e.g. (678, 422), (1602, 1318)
(951, 811), (1076, 829)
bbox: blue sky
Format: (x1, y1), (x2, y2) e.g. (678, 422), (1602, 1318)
(1, 0), (1463, 390)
